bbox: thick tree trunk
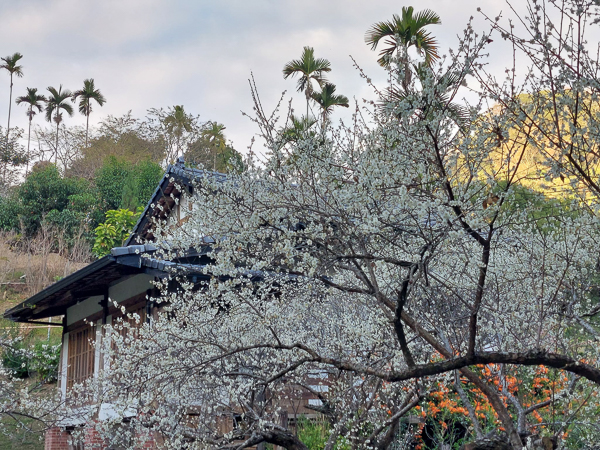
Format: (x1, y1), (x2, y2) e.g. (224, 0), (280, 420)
(260, 429), (309, 450)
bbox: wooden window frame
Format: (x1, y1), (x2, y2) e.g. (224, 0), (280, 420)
(66, 324), (96, 390)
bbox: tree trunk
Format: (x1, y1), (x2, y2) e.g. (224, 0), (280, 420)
(7, 74), (13, 139)
(3, 75), (13, 185)
(85, 111), (89, 148)
(306, 88), (310, 119)
(55, 119), (59, 165)
(25, 113), (32, 177)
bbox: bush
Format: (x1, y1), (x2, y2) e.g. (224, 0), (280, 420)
(296, 417), (330, 450)
(95, 157), (163, 212)
(0, 195), (24, 231)
(92, 208), (143, 257)
(18, 164), (92, 234)
(29, 341), (61, 382)
(1, 340), (29, 379)
(2, 338), (61, 382)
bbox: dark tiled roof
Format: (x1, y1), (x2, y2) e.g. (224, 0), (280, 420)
(124, 160), (227, 246)
(2, 244), (210, 323)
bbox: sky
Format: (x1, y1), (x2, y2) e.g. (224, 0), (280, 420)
(0, 0), (518, 160)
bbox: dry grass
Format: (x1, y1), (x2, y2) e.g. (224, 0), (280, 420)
(0, 227), (92, 314)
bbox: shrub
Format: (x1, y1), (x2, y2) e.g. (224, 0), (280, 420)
(1, 340), (29, 379)
(18, 164), (92, 234)
(92, 208), (142, 257)
(29, 341), (61, 383)
(0, 195), (23, 231)
(1, 338), (61, 382)
(95, 157), (163, 212)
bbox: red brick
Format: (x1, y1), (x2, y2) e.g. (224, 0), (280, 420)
(45, 427), (70, 450)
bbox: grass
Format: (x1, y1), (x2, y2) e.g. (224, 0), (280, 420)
(0, 416), (44, 450)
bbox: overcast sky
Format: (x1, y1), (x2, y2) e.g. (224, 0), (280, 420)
(0, 0), (516, 159)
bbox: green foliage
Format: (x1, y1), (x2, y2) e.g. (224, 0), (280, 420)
(0, 195), (23, 231)
(95, 156), (130, 211)
(92, 208), (142, 257)
(29, 341), (61, 382)
(17, 164), (92, 234)
(1, 338), (59, 382)
(131, 159), (164, 205)
(95, 156), (163, 211)
(2, 340), (29, 378)
(297, 417), (330, 450)
(185, 123), (245, 173)
(43, 208), (93, 249)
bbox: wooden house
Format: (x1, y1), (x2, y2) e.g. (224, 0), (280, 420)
(3, 160), (325, 450)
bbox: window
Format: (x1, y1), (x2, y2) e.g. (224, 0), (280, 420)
(115, 304), (147, 340)
(67, 325), (96, 389)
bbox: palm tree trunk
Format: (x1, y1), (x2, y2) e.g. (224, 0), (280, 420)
(6, 74), (13, 140)
(55, 118), (59, 166)
(26, 113), (32, 177)
(86, 112), (90, 147)
(3, 76), (13, 184)
(306, 90), (310, 119)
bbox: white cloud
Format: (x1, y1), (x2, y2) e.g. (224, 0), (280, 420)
(0, 0), (524, 157)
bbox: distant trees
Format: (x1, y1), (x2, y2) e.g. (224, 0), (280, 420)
(0, 127), (26, 190)
(95, 156), (162, 211)
(283, 46), (332, 116)
(310, 82), (349, 124)
(16, 163), (92, 235)
(15, 87), (46, 176)
(186, 121), (244, 172)
(283, 47), (349, 129)
(71, 78), (106, 147)
(45, 85), (74, 164)
(0, 53), (24, 141)
(162, 105), (193, 163)
(0, 51), (246, 184)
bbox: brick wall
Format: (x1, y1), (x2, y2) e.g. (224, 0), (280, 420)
(45, 427), (70, 450)
(84, 424), (105, 449)
(45, 423), (161, 449)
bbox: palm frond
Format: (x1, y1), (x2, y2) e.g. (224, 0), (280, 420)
(45, 85), (74, 122)
(72, 78), (106, 117)
(283, 47), (332, 95)
(0, 52), (24, 77)
(412, 9), (442, 29)
(366, 8), (441, 68)
(365, 21), (396, 49)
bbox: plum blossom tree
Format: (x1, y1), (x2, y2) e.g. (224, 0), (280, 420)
(84, 2), (600, 449)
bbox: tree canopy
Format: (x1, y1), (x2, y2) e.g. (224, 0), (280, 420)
(82, 3), (600, 450)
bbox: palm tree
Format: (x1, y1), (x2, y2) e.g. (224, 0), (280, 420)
(1, 53), (24, 142)
(283, 46), (331, 117)
(164, 105), (193, 163)
(365, 7), (441, 87)
(200, 121), (227, 171)
(45, 85), (74, 164)
(16, 87), (46, 175)
(381, 63), (470, 133)
(281, 114), (318, 142)
(310, 83), (350, 126)
(72, 78), (106, 147)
